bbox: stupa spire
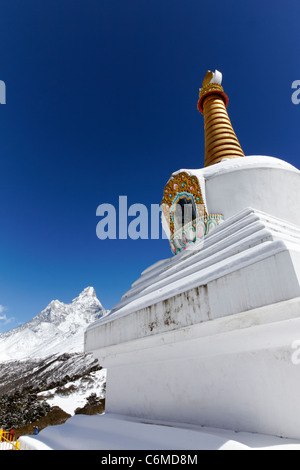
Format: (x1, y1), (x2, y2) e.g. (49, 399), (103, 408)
(197, 70), (244, 167)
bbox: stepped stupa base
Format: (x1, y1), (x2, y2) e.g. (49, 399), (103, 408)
(86, 208), (300, 439)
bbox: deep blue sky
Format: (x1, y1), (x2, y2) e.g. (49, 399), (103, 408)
(0, 0), (299, 332)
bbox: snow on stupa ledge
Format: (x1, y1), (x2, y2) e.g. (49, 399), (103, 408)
(85, 153), (300, 441)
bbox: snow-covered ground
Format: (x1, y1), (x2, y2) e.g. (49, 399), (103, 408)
(19, 413), (300, 450)
(38, 368), (106, 415)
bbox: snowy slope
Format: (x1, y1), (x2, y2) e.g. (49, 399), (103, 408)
(37, 368), (106, 415)
(0, 287), (109, 362)
(0, 352), (102, 395)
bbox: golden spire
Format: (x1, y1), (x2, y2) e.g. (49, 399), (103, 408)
(197, 70), (244, 167)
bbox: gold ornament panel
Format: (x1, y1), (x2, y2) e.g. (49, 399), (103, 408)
(161, 171), (207, 236)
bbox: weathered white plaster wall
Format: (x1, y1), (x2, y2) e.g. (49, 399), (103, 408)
(85, 248), (300, 352)
(95, 299), (300, 439)
(85, 221), (300, 438)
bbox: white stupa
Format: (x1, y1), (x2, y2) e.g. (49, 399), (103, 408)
(85, 70), (300, 442)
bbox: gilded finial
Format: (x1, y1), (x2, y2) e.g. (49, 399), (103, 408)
(198, 69), (228, 113)
(197, 68), (244, 167)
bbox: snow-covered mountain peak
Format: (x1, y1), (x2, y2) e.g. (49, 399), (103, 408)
(72, 287), (103, 308)
(0, 287), (109, 362)
(75, 286), (97, 299)
(49, 299), (64, 307)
